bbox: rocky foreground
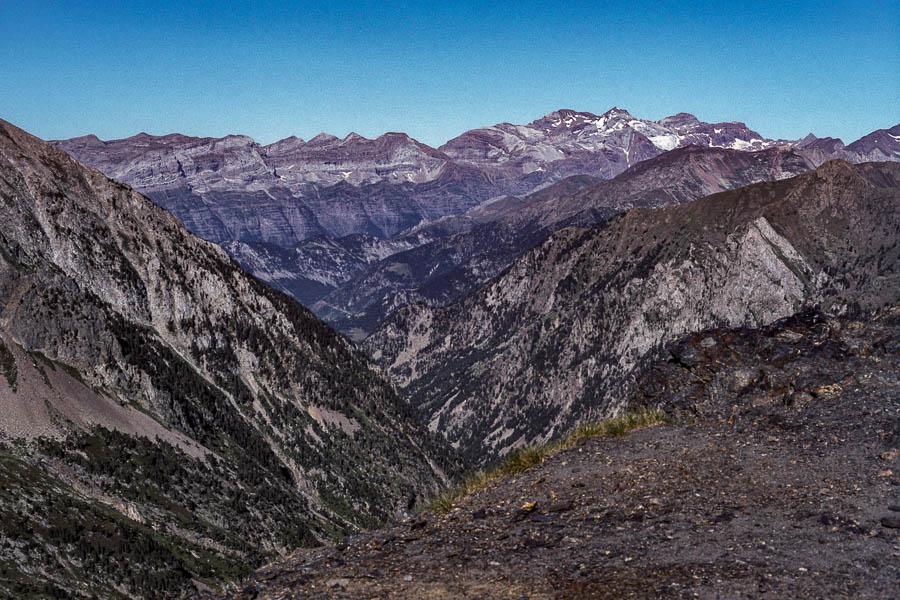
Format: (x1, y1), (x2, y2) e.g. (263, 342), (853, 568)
(201, 308), (900, 599)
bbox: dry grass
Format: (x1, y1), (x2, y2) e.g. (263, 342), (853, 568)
(424, 407), (669, 514)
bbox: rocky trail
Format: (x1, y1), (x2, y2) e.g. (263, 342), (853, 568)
(199, 308), (899, 599)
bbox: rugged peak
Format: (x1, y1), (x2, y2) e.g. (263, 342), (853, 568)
(343, 131), (368, 142)
(220, 134), (256, 144)
(64, 133), (103, 144)
(365, 160), (900, 466)
(844, 123), (900, 159)
(658, 112), (701, 129)
(529, 109), (602, 129)
(539, 108), (575, 119)
(601, 106), (633, 119)
(264, 135), (305, 150)
(307, 132), (340, 144)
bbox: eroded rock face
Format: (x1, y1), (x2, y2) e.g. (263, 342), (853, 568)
(55, 131), (496, 245)
(845, 124), (900, 162)
(0, 118), (461, 597)
(53, 113), (899, 338)
(317, 146), (817, 338)
(440, 107), (778, 179)
(365, 161), (900, 465)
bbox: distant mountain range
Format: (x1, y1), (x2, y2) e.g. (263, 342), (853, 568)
(0, 118), (460, 597)
(56, 108), (900, 246)
(311, 146), (818, 336)
(55, 111), (900, 338)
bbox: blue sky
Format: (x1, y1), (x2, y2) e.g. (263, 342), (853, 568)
(1, 1), (897, 146)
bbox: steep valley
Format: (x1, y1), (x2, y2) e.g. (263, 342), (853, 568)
(318, 145), (818, 338)
(3, 112), (898, 600)
(198, 308), (900, 599)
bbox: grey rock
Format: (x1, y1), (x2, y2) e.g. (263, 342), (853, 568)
(52, 113), (899, 339)
(325, 146), (816, 338)
(365, 161), (900, 465)
(0, 118), (462, 596)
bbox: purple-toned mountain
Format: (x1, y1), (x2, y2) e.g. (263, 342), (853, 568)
(55, 113), (899, 337)
(845, 124), (900, 161)
(438, 107), (785, 185)
(55, 110), (899, 250)
(314, 146), (817, 338)
(0, 118), (461, 596)
(55, 130), (496, 245)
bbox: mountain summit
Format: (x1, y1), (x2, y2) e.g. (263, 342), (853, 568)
(55, 110), (900, 250)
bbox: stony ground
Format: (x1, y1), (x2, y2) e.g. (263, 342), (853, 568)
(199, 308), (900, 599)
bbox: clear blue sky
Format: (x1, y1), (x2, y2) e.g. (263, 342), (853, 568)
(1, 0), (897, 146)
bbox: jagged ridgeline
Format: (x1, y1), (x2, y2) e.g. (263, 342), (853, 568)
(0, 119), (461, 599)
(367, 160), (900, 466)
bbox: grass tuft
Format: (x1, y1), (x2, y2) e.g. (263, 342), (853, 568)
(423, 407), (669, 514)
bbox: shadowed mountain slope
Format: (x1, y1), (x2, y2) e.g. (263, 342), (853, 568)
(0, 119), (461, 598)
(197, 308), (900, 600)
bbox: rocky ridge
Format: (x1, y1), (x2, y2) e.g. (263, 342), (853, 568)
(56, 110), (899, 250)
(318, 146), (817, 337)
(55, 112), (900, 339)
(0, 119), (461, 598)
(366, 161), (900, 464)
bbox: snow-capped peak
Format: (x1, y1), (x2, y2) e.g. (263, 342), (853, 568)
(601, 106), (634, 119)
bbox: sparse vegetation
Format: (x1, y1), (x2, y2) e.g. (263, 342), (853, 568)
(0, 338), (16, 391)
(424, 407), (669, 513)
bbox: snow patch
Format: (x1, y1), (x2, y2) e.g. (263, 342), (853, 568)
(648, 134), (681, 151)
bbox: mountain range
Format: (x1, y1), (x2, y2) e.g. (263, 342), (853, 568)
(366, 160), (900, 464)
(55, 111), (900, 339)
(0, 118), (460, 597)
(2, 109), (898, 598)
(312, 145), (819, 336)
